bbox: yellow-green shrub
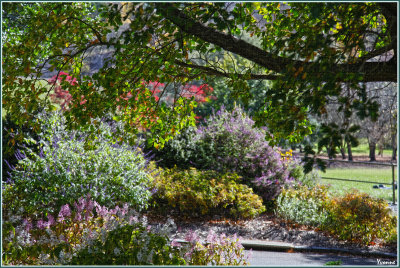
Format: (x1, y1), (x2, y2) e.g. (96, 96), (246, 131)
(323, 191), (397, 245)
(151, 167), (265, 219)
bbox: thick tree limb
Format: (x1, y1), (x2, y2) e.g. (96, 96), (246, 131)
(159, 3), (397, 82)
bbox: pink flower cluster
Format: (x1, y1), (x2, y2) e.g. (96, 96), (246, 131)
(23, 195), (133, 232)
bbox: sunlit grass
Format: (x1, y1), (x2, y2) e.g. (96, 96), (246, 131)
(318, 167), (398, 203)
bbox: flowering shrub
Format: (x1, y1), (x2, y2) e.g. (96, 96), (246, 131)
(323, 191), (397, 245)
(177, 230), (250, 265)
(2, 196), (250, 265)
(196, 105), (296, 200)
(3, 112), (152, 219)
(2, 195), (142, 265)
(152, 167), (265, 219)
(69, 220), (185, 265)
(275, 185), (331, 226)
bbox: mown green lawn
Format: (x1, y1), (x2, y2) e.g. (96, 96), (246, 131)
(318, 167), (398, 203)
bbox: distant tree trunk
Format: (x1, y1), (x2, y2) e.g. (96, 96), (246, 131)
(377, 141), (384, 157)
(369, 142), (376, 161)
(392, 133), (397, 161)
(340, 147), (346, 159)
(327, 147), (333, 160)
(347, 142), (353, 161)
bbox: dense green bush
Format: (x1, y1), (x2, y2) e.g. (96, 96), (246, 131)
(70, 223), (185, 265)
(323, 191), (397, 245)
(152, 167), (265, 219)
(3, 112), (152, 219)
(148, 126), (199, 169)
(275, 185), (331, 226)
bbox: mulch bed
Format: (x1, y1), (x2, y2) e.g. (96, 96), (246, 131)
(144, 210), (397, 254)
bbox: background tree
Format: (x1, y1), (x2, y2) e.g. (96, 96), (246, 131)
(358, 82), (397, 161)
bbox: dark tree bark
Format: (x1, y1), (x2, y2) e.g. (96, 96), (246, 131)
(347, 142), (353, 161)
(369, 142), (377, 161)
(340, 147), (346, 159)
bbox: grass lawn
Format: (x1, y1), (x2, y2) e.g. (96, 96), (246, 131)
(350, 140), (393, 156)
(318, 167), (398, 203)
(310, 138), (394, 158)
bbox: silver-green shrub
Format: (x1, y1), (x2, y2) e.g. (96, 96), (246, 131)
(275, 185), (330, 226)
(3, 111), (152, 219)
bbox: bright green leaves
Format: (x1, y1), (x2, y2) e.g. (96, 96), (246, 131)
(147, 97), (197, 149)
(3, 2), (109, 126)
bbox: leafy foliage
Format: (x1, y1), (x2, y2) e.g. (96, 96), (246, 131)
(323, 191), (397, 245)
(276, 185), (331, 226)
(3, 112), (152, 218)
(181, 230), (250, 265)
(2, 196), (250, 265)
(3, 2), (394, 150)
(3, 195), (143, 265)
(275, 186), (397, 245)
(148, 126), (199, 169)
(2, 112), (43, 181)
(151, 167), (266, 219)
(70, 223), (185, 265)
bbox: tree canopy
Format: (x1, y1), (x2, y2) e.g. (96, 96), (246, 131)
(2, 2), (397, 146)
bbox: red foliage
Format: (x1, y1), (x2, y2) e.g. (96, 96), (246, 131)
(48, 74), (214, 113)
(49, 72), (76, 110)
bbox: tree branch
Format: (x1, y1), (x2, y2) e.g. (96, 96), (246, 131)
(158, 3), (397, 82)
(174, 60), (280, 80)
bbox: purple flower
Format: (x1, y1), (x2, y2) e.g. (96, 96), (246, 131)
(4, 159), (15, 171)
(74, 197), (86, 213)
(59, 204), (71, 217)
(23, 219), (33, 232)
(57, 214), (65, 223)
(150, 187), (158, 194)
(37, 219), (47, 229)
(74, 212), (82, 221)
(39, 147), (45, 158)
(171, 239), (181, 247)
(47, 215), (55, 226)
(206, 230), (217, 244)
(185, 230), (199, 243)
